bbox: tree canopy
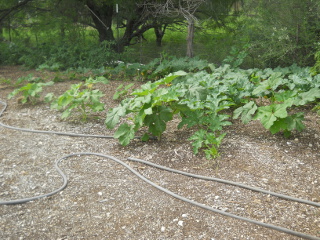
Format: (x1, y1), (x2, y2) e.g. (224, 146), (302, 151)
(0, 0), (319, 67)
(0, 0), (237, 51)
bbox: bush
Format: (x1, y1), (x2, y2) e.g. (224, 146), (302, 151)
(0, 39), (122, 70)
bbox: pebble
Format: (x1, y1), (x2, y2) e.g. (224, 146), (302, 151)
(220, 207), (228, 212)
(161, 226), (166, 232)
(178, 220), (184, 226)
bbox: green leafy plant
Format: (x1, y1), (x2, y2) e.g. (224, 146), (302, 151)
(106, 69), (234, 159)
(106, 71), (187, 145)
(16, 73), (43, 85)
(313, 102), (320, 115)
(8, 81), (54, 104)
(234, 72), (320, 137)
(50, 77), (108, 121)
(113, 83), (135, 100)
(37, 62), (64, 72)
(311, 50), (320, 76)
(222, 44), (250, 68)
(189, 130), (226, 159)
(107, 57), (320, 159)
(0, 77), (12, 86)
(107, 56), (211, 82)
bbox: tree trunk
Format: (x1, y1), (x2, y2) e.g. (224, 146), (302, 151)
(85, 0), (115, 43)
(154, 24), (167, 47)
(117, 16), (154, 53)
(186, 19), (195, 58)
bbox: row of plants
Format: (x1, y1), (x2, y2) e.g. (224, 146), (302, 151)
(5, 59), (320, 159)
(106, 63), (320, 158)
(7, 75), (109, 122)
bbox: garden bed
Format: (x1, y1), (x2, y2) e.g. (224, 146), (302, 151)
(0, 66), (319, 239)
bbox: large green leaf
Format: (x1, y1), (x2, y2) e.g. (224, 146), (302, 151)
(178, 109), (202, 129)
(105, 106), (126, 129)
(144, 106), (173, 136)
(274, 90), (297, 102)
(252, 72), (283, 95)
(269, 112), (305, 135)
(254, 103), (288, 129)
(233, 101), (258, 124)
(189, 129), (206, 155)
(293, 88), (320, 106)
(285, 112), (305, 132)
(114, 123), (135, 146)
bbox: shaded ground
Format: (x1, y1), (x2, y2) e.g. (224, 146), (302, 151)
(0, 65), (319, 239)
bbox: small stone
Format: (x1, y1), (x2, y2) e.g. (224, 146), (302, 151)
(309, 143), (313, 147)
(220, 207), (228, 212)
(182, 214), (188, 218)
(98, 192), (103, 196)
(294, 138), (298, 141)
(161, 226), (166, 232)
(178, 220), (184, 226)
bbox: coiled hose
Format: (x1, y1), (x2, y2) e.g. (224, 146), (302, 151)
(0, 100), (319, 240)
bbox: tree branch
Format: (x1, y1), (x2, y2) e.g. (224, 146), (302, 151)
(0, 0), (33, 24)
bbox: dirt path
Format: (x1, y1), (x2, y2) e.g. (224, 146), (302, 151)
(0, 66), (319, 239)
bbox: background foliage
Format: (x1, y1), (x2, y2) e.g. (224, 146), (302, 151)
(1, 0), (319, 68)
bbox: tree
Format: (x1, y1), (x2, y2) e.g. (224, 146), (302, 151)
(0, 0), (34, 41)
(140, 0), (237, 57)
(140, 0), (205, 57)
(0, 0), (238, 56)
(84, 0), (115, 43)
(0, 0), (33, 25)
(78, 0), (238, 54)
(80, 0), (157, 52)
(240, 0), (320, 67)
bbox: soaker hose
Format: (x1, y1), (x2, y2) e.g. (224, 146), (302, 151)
(0, 100), (319, 240)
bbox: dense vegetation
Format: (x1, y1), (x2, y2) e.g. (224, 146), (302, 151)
(1, 0), (320, 159)
(1, 0), (320, 68)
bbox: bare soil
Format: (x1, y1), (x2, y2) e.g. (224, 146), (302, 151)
(0, 65), (319, 240)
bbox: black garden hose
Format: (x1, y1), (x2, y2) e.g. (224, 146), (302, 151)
(0, 100), (319, 240)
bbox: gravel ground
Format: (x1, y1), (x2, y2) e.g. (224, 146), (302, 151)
(0, 66), (319, 240)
